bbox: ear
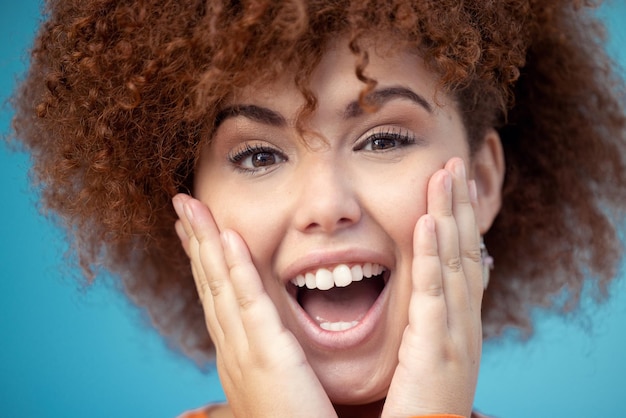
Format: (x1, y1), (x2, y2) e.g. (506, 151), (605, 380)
(470, 129), (505, 234)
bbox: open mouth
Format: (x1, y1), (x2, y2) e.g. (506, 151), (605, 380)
(289, 263), (388, 332)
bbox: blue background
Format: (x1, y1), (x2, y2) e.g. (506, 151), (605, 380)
(1, 1), (625, 417)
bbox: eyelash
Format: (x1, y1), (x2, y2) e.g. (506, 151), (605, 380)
(227, 128), (418, 173)
(354, 128), (417, 151)
(228, 144), (286, 173)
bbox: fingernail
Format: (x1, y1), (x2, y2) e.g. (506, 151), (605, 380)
(454, 159), (466, 179)
(183, 201), (195, 222)
(172, 196), (184, 217)
(469, 180), (478, 203)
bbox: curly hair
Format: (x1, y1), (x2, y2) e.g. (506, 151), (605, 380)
(9, 0), (626, 362)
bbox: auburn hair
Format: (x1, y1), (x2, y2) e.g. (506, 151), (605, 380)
(9, 0), (626, 362)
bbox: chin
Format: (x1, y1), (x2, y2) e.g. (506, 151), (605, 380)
(309, 349), (395, 405)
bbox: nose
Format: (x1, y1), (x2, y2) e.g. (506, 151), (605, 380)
(292, 157), (362, 234)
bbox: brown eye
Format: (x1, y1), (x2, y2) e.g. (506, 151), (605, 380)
(229, 144), (287, 172)
(355, 129), (417, 152)
(251, 151), (277, 167)
(371, 137), (398, 150)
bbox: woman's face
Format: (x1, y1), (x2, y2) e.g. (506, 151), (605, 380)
(194, 39), (494, 404)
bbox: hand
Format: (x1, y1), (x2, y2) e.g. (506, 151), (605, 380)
(382, 158), (483, 418)
(173, 194), (337, 418)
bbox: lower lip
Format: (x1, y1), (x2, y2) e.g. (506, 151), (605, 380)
(288, 280), (389, 351)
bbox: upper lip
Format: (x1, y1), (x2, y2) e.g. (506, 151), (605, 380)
(280, 247), (393, 284)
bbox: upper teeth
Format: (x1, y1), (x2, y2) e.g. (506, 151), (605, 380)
(290, 263), (384, 291)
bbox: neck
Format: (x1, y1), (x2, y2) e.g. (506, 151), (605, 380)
(333, 400), (385, 418)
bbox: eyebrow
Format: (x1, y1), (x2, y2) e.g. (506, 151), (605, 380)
(214, 86), (433, 129)
(214, 104), (287, 129)
(344, 86), (433, 118)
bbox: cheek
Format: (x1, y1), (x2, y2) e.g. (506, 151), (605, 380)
(204, 190), (287, 273)
(195, 164), (283, 242)
(360, 169), (430, 257)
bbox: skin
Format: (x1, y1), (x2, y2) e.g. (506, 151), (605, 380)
(172, 38), (505, 418)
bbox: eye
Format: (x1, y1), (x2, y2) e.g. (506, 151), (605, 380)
(355, 128), (417, 152)
(228, 143), (287, 172)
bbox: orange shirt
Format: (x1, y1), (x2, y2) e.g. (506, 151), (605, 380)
(183, 414), (464, 418)
(179, 406), (470, 418)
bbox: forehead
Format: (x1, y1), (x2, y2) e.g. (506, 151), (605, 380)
(224, 36), (447, 116)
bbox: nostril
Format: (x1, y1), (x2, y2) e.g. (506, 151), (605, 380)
(293, 178), (362, 233)
(303, 216), (356, 233)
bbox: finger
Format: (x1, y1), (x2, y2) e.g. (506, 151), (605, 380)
(182, 198), (248, 348)
(445, 159), (483, 312)
(173, 195), (210, 299)
(191, 261), (225, 345)
(173, 195), (225, 344)
(221, 230), (294, 352)
(174, 195), (228, 345)
(408, 214), (448, 346)
(173, 195), (215, 304)
(427, 167), (469, 325)
(467, 178), (484, 306)
(174, 219), (191, 257)
(172, 194), (241, 352)
(172, 194), (196, 251)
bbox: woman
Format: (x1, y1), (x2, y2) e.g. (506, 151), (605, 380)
(9, 0), (626, 416)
